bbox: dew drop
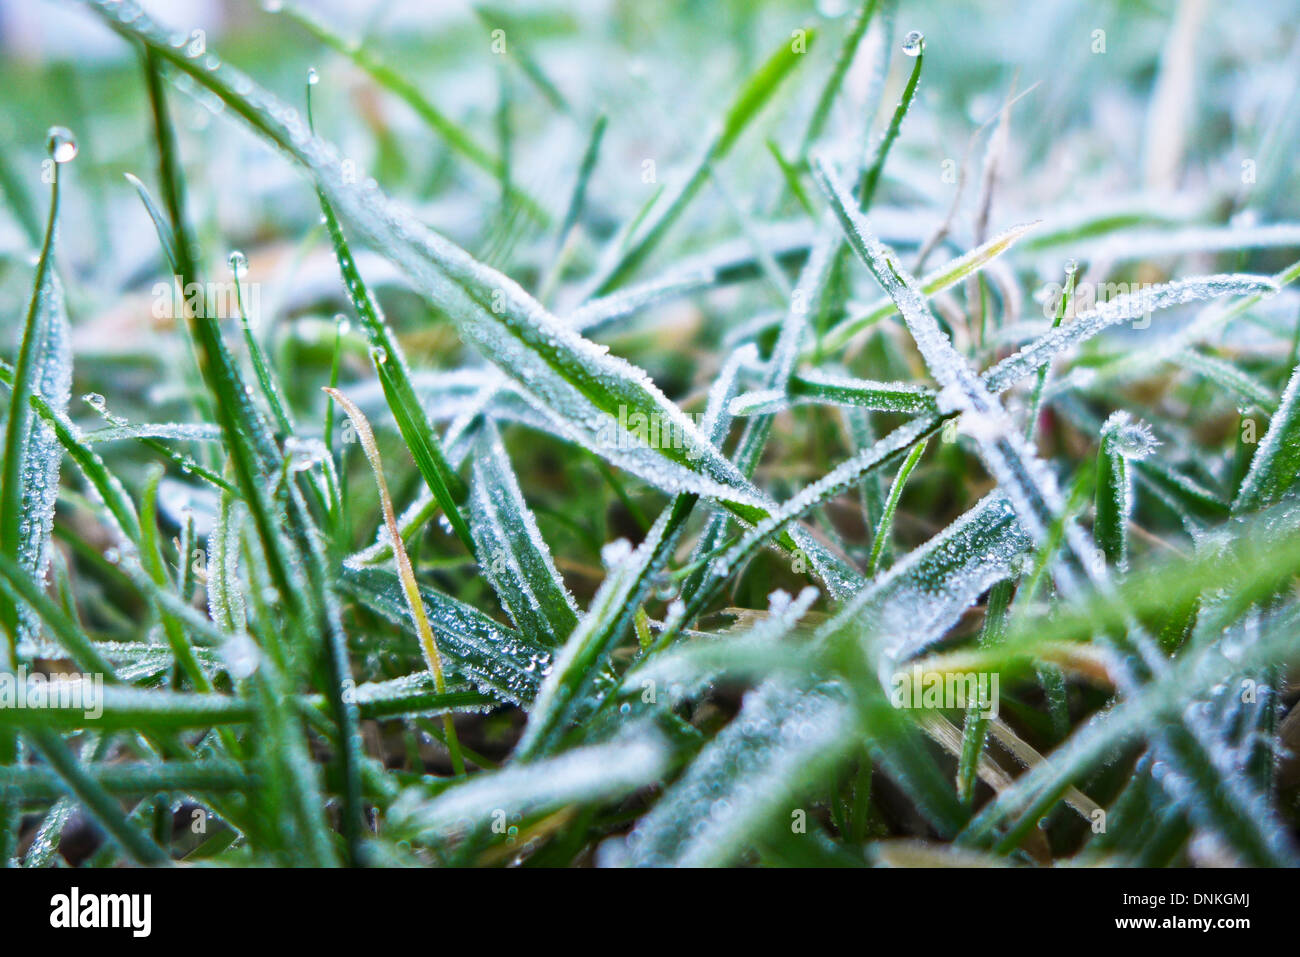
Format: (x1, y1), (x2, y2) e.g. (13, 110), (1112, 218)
(284, 436), (328, 472)
(902, 30), (924, 57)
(46, 126), (78, 164)
(83, 392), (106, 411)
(1064, 258), (1079, 276)
(307, 67), (319, 86)
(370, 345), (388, 365)
(228, 249), (248, 278)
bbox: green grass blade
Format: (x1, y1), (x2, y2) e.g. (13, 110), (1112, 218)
(318, 197), (475, 553)
(730, 370), (938, 416)
(1234, 357), (1300, 512)
(389, 731), (668, 845)
(621, 681), (853, 866)
(468, 423), (579, 646)
(25, 727), (170, 865)
(799, 0), (879, 157)
(342, 566), (548, 707)
(1, 761), (251, 802)
(866, 436), (927, 576)
(0, 147), (70, 656)
(276, 0), (549, 224)
(591, 29), (815, 294)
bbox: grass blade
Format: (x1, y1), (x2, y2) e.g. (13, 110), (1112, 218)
(326, 387), (466, 776)
(468, 422), (579, 646)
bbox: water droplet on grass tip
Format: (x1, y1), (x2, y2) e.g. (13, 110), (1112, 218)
(228, 250), (248, 278)
(46, 127), (77, 163)
(902, 31), (924, 56)
(307, 67), (319, 86)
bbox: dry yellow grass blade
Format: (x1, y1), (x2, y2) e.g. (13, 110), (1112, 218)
(324, 386), (465, 775)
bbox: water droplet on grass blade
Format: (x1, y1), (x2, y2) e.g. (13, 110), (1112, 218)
(46, 127), (77, 163)
(307, 67), (319, 86)
(228, 249), (248, 278)
(902, 31), (924, 56)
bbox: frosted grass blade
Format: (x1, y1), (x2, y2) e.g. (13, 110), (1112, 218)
(390, 731), (669, 843)
(1234, 358), (1300, 513)
(618, 682), (853, 867)
(468, 422), (579, 647)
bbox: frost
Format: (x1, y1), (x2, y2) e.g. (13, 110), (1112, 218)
(83, 422), (224, 444)
(701, 343), (758, 441)
(1102, 411), (1159, 460)
(283, 435), (328, 472)
(1069, 223), (1300, 264)
(344, 566), (551, 706)
(711, 414), (936, 585)
(9, 270), (71, 645)
(391, 731), (669, 842)
(1235, 360), (1300, 512)
(814, 493), (1032, 678)
(728, 388), (788, 417)
(468, 424), (579, 646)
(984, 275), (1280, 394)
(616, 681), (852, 867)
(157, 477), (219, 537)
(626, 586), (820, 701)
(567, 265), (717, 333)
(599, 538), (633, 570)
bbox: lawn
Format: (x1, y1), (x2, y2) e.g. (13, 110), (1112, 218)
(1, 0), (1298, 868)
